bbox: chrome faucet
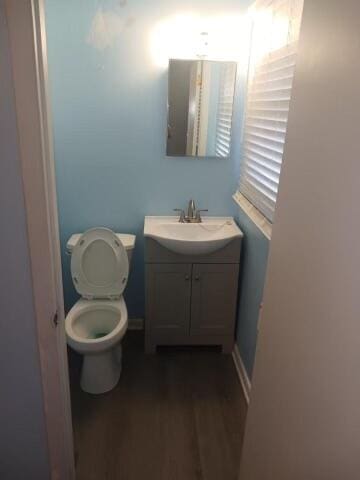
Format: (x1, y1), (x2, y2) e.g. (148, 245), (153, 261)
(174, 199), (208, 223)
(187, 199), (196, 222)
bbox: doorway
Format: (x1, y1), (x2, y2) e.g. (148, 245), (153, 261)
(6, 1), (249, 479)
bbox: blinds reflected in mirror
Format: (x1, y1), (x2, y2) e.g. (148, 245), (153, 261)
(215, 63), (237, 158)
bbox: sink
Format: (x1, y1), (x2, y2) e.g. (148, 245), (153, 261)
(144, 216), (243, 255)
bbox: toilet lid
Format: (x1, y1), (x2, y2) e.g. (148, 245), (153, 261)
(71, 228), (129, 299)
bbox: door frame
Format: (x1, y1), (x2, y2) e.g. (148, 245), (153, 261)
(5, 1), (75, 478)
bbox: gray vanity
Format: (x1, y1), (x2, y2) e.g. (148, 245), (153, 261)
(144, 215), (243, 353)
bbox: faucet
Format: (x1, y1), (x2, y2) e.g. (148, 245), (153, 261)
(174, 199), (208, 223)
(187, 199), (196, 222)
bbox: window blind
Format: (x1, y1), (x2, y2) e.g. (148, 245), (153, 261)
(215, 63), (237, 158)
(238, 0), (303, 222)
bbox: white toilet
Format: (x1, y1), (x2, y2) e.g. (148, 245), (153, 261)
(65, 227), (135, 394)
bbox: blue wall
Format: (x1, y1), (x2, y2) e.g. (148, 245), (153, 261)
(236, 212), (269, 377)
(46, 0), (267, 378)
(45, 0), (250, 317)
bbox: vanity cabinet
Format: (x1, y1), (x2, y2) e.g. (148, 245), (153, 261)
(146, 264), (192, 336)
(145, 238), (242, 353)
(190, 263), (239, 336)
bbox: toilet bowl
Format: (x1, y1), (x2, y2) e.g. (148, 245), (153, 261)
(65, 228), (135, 394)
(66, 297), (128, 393)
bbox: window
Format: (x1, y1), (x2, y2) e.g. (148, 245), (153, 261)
(237, 0), (304, 222)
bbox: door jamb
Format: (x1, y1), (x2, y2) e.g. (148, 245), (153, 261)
(5, 1), (75, 478)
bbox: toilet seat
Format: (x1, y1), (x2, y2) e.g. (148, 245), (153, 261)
(71, 228), (129, 300)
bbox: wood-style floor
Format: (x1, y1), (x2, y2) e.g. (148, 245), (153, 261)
(70, 332), (248, 480)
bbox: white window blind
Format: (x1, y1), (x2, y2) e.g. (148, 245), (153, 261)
(238, 0), (303, 221)
(215, 63), (237, 157)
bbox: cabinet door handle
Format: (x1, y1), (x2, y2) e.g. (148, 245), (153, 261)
(194, 275), (200, 281)
(185, 274), (190, 281)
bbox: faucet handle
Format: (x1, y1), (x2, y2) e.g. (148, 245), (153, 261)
(173, 208), (186, 223)
(195, 209), (208, 222)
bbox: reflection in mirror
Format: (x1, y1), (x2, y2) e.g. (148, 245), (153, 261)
(167, 59), (237, 158)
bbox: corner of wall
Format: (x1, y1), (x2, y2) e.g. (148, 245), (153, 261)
(234, 205), (270, 378)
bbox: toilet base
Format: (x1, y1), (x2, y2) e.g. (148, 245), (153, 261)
(80, 344), (122, 394)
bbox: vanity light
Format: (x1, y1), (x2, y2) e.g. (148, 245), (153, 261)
(196, 31), (209, 58)
(149, 13), (251, 68)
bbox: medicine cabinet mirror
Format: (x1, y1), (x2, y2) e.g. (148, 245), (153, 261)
(167, 59), (237, 158)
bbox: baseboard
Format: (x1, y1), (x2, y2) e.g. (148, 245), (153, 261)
(128, 318), (144, 330)
(232, 344), (251, 404)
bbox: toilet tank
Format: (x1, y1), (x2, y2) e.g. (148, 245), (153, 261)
(66, 233), (136, 265)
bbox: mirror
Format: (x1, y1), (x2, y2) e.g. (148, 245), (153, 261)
(167, 59), (237, 158)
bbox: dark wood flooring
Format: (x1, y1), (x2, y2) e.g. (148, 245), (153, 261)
(70, 332), (248, 480)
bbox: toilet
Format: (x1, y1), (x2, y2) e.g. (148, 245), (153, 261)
(65, 227), (135, 394)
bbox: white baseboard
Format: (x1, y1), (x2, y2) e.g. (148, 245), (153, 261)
(232, 344), (251, 404)
(128, 318), (144, 330)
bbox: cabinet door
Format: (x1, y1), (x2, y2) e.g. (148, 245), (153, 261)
(146, 263), (192, 334)
(190, 264), (239, 336)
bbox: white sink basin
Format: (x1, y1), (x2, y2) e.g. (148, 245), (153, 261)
(144, 216), (243, 255)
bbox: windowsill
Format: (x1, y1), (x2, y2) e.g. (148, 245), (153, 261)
(233, 192), (272, 240)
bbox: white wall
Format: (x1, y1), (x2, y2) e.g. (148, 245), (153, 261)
(0, 2), (50, 478)
(239, 0), (360, 478)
